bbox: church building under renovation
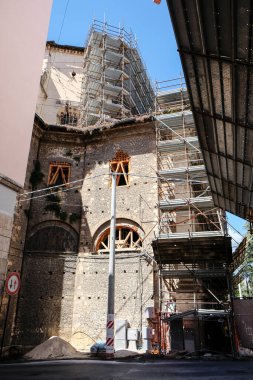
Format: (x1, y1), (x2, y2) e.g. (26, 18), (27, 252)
(0, 20), (233, 357)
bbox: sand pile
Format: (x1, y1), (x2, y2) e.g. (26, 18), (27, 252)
(114, 349), (140, 358)
(24, 336), (80, 360)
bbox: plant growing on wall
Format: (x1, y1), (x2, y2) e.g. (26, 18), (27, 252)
(44, 193), (70, 222)
(59, 211), (68, 221)
(69, 212), (81, 224)
(234, 224), (253, 298)
(44, 202), (61, 217)
(44, 192), (61, 217)
(46, 194), (61, 203)
(65, 149), (73, 157)
(29, 160), (44, 187)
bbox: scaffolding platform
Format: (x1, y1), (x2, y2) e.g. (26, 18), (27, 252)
(80, 20), (154, 127)
(152, 234), (232, 265)
(153, 79), (232, 355)
(159, 196), (214, 210)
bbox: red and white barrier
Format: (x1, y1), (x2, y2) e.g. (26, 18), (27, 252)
(106, 314), (114, 354)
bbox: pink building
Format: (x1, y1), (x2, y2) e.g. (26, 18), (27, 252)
(0, 0), (52, 297)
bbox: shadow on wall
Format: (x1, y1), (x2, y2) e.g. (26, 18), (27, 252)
(12, 221), (79, 352)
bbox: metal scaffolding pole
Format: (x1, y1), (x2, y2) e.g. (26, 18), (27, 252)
(105, 172), (117, 356)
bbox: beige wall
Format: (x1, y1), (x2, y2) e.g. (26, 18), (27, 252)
(36, 47), (83, 125)
(0, 0), (52, 186)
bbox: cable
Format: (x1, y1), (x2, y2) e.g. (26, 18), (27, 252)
(20, 173), (113, 198)
(220, 215), (245, 239)
(19, 183), (82, 203)
(20, 171), (208, 199)
(57, 0), (70, 44)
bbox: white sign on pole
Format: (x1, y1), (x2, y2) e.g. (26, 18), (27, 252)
(5, 272), (21, 296)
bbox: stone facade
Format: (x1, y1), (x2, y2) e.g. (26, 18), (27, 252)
(2, 116), (158, 354)
(72, 121), (157, 349)
(36, 42), (84, 125)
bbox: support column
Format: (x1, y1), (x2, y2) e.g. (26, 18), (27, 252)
(106, 172), (117, 356)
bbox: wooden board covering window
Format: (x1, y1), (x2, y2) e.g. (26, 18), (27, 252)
(110, 150), (130, 186)
(48, 162), (71, 186)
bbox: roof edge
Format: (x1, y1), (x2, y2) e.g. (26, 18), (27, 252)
(46, 40), (85, 53)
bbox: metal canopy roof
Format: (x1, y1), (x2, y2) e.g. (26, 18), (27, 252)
(167, 0), (253, 221)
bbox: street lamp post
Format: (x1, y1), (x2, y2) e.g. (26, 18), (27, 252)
(106, 172), (117, 356)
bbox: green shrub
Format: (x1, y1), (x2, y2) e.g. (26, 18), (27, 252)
(29, 161), (44, 187)
(44, 203), (61, 217)
(69, 213), (81, 224)
(59, 211), (68, 221)
(46, 194), (61, 203)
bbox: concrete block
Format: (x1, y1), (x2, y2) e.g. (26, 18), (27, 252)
(142, 327), (153, 340)
(127, 328), (139, 341)
(142, 339), (152, 351)
(128, 340), (137, 351)
(115, 339), (127, 351)
(115, 319), (128, 340)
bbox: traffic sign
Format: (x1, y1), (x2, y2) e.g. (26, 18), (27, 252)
(5, 272), (21, 296)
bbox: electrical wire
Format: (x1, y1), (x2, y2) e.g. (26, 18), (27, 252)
(20, 171), (208, 199)
(18, 169), (227, 241)
(57, 0), (70, 44)
(20, 176), (93, 196)
(19, 183), (82, 203)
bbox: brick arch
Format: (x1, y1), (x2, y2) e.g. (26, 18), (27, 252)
(26, 221), (79, 253)
(93, 219), (144, 252)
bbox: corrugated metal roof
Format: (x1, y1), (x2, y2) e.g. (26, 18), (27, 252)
(167, 0), (253, 221)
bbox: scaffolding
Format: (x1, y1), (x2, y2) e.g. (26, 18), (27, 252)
(155, 77), (226, 240)
(80, 20), (154, 127)
(153, 77), (233, 354)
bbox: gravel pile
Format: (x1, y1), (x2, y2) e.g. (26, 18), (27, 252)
(24, 336), (79, 360)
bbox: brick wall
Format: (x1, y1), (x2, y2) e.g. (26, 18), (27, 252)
(71, 122), (157, 349)
(7, 119), (158, 353)
(71, 253), (154, 350)
(0, 122), (43, 356)
(80, 122), (158, 251)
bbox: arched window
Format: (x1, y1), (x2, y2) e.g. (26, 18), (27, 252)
(96, 226), (142, 252)
(48, 161), (71, 186)
(26, 222), (78, 253)
(110, 150), (130, 186)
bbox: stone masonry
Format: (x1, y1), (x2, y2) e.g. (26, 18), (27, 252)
(2, 116), (159, 354)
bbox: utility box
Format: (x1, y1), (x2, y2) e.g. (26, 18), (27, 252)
(127, 328), (139, 341)
(142, 327), (153, 340)
(145, 307), (156, 319)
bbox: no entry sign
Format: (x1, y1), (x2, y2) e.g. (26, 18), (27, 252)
(5, 272), (21, 296)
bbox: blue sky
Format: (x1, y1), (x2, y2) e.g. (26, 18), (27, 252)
(47, 0), (181, 83)
(47, 0), (247, 245)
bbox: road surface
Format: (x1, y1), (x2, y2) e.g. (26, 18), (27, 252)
(0, 359), (253, 379)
